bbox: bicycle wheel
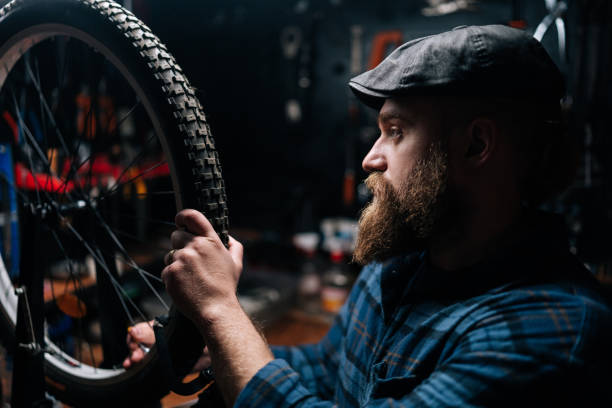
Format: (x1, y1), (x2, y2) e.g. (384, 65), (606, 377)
(0, 0), (228, 405)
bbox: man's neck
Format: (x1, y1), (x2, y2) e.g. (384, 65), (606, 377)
(428, 204), (523, 271)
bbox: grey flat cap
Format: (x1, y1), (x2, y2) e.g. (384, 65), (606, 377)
(349, 25), (564, 109)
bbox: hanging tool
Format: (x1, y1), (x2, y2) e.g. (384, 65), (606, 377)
(533, 0), (568, 65)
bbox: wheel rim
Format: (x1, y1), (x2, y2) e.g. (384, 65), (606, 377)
(0, 24), (183, 381)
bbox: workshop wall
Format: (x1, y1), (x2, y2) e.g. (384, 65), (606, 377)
(132, 0), (611, 265)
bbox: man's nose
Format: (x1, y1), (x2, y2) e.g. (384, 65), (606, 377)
(362, 140), (387, 173)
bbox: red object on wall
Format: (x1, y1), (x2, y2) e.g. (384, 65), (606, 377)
(368, 30), (403, 70)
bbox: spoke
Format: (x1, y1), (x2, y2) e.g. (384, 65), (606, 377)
(91, 209), (169, 311)
(111, 227), (170, 254)
(95, 81), (116, 141)
(56, 36), (71, 95)
(23, 53), (71, 158)
(132, 190), (176, 197)
(33, 56), (54, 197)
(44, 145), (56, 195)
(117, 212), (176, 227)
(103, 159), (167, 199)
(22, 54), (90, 207)
(34, 56), (49, 154)
(101, 132), (156, 197)
(70, 138), (87, 186)
(13, 93), (44, 204)
(12, 97), (50, 168)
(54, 99), (139, 197)
(59, 91), (98, 202)
(11, 90), (80, 203)
(13, 107), (75, 206)
(49, 229), (97, 368)
(19, 53), (86, 200)
(61, 217), (148, 324)
(50, 229), (86, 295)
(25, 50), (88, 203)
(93, 245), (135, 325)
(84, 98), (96, 190)
(107, 98), (141, 136)
(132, 265), (163, 283)
(53, 38), (87, 209)
(52, 147), (95, 195)
(85, 341), (98, 371)
(98, 248), (163, 283)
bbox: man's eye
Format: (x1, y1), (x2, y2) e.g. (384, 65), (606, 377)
(389, 126), (402, 138)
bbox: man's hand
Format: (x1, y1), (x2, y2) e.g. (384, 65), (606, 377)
(162, 209), (243, 326)
(122, 321), (155, 369)
(123, 321), (212, 371)
(161, 209), (273, 406)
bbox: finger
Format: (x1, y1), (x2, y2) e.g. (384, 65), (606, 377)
(175, 209), (218, 240)
(171, 229), (194, 249)
(128, 323), (155, 346)
(163, 250), (174, 266)
(130, 348), (145, 364)
(122, 347), (143, 369)
(228, 235), (244, 268)
(128, 338), (140, 351)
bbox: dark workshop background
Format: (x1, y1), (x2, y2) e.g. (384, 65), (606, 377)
(127, 0), (611, 270)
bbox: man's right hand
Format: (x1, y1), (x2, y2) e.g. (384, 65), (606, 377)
(122, 321), (155, 369)
(123, 321), (212, 371)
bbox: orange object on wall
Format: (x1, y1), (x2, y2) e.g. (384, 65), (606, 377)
(75, 94), (117, 139)
(343, 170), (355, 207)
(368, 30), (403, 69)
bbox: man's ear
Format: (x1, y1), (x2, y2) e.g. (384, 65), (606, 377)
(464, 118), (496, 167)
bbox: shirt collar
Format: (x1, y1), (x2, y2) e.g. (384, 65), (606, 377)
(379, 210), (577, 316)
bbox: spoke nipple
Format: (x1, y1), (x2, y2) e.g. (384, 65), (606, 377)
(18, 342), (42, 354)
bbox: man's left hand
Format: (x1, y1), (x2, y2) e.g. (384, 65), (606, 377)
(161, 209), (243, 326)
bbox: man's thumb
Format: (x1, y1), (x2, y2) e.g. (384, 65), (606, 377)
(228, 236), (244, 267)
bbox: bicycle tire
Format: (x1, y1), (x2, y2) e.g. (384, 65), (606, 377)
(0, 0), (228, 405)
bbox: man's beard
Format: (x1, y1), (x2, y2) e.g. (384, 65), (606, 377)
(353, 141), (451, 265)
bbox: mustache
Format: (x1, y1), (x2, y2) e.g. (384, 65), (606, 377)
(364, 172), (387, 198)
(364, 172), (380, 189)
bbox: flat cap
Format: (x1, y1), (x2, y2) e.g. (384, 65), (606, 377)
(349, 25), (565, 109)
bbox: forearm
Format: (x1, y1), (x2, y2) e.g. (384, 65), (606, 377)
(196, 296), (274, 407)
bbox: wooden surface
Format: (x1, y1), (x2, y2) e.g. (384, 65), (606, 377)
(264, 309), (332, 346)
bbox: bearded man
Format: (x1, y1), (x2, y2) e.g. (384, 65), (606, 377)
(126, 25), (612, 407)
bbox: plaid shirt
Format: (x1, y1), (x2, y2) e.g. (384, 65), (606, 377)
(235, 214), (612, 407)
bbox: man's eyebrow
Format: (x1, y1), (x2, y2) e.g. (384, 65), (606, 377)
(377, 111), (411, 125)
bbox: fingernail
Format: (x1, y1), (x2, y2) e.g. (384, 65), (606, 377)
(127, 326), (132, 333)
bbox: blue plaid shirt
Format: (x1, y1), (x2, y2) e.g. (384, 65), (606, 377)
(235, 214), (612, 407)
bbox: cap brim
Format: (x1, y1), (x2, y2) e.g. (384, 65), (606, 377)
(348, 81), (390, 110)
